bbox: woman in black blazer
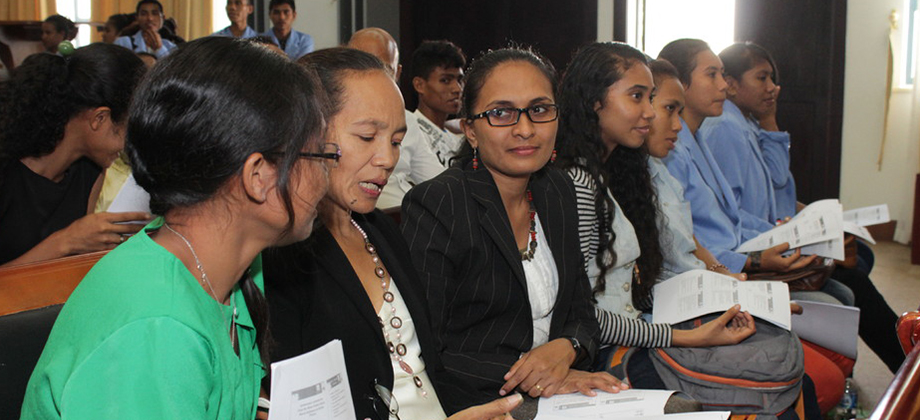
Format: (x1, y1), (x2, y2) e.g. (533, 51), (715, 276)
(264, 48), (522, 420)
(401, 47), (627, 414)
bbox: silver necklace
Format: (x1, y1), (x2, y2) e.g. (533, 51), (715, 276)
(164, 222), (238, 349)
(349, 218), (428, 397)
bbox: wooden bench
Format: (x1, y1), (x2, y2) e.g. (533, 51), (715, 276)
(0, 251), (106, 418)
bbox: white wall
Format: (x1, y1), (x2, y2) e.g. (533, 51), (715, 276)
(841, 0), (920, 244)
(598, 0), (615, 42)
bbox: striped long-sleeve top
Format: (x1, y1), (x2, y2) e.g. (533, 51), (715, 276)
(567, 165), (672, 348)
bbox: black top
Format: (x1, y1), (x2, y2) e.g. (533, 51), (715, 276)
(400, 165), (599, 413)
(263, 210), (452, 420)
(0, 158), (101, 264)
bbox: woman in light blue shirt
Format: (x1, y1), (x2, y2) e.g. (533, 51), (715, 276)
(698, 42), (793, 222)
(657, 39), (815, 275)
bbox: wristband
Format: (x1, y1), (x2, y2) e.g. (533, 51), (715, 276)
(749, 251), (762, 271)
(257, 397), (271, 413)
(564, 337), (584, 363)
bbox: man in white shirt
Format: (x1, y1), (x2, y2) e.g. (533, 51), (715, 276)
(114, 1), (176, 59)
(212, 0), (257, 39)
(347, 28), (446, 209)
(410, 40), (467, 167)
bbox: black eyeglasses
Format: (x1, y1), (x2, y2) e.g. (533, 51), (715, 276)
(469, 104), (559, 127)
(287, 143), (341, 167)
(369, 380), (400, 420)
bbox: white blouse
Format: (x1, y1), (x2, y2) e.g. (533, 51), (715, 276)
(522, 213), (559, 348)
(379, 280), (446, 420)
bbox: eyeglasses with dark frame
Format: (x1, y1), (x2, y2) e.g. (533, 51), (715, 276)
(272, 143), (341, 167)
(369, 380), (400, 420)
(469, 104), (559, 127)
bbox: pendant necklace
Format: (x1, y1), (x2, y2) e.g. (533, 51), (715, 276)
(165, 223), (238, 354)
(350, 218), (429, 397)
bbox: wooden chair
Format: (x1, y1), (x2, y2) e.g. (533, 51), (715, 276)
(868, 308), (920, 419)
(0, 251), (106, 418)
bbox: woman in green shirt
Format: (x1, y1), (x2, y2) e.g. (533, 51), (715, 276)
(21, 37), (330, 419)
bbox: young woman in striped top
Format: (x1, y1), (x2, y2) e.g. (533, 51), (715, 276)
(554, 43), (755, 364)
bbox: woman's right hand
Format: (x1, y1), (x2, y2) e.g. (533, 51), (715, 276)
(755, 242), (817, 272)
(447, 394), (523, 420)
(672, 304), (756, 347)
(53, 211), (151, 254)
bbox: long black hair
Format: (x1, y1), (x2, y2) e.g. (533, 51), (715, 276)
(555, 42), (663, 305)
(0, 43), (145, 172)
(451, 46), (558, 168)
(125, 36), (327, 369)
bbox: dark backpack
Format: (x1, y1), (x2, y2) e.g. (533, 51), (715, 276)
(648, 315), (805, 420)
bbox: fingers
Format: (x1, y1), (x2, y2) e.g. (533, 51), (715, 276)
(770, 242), (791, 254)
(449, 394), (523, 420)
(103, 211), (154, 223)
(787, 254), (818, 271)
(731, 272), (747, 281)
(109, 223), (146, 235)
(790, 303), (804, 315)
(575, 372), (628, 396)
(717, 304), (742, 323)
(501, 355), (530, 396)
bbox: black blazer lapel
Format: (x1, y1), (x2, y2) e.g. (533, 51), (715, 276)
(312, 227), (388, 346)
(467, 169), (528, 291)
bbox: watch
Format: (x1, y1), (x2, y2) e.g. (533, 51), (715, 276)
(564, 337), (584, 362)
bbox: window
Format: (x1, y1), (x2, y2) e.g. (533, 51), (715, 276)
(626, 0), (736, 59)
(213, 0), (231, 33)
(55, 0), (92, 48)
(905, 0), (919, 85)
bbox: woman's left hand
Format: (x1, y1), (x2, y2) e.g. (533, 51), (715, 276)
(500, 338), (575, 398)
(555, 370), (630, 397)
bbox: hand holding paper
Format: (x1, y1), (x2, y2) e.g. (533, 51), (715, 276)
(737, 199), (844, 260)
(653, 270), (792, 330)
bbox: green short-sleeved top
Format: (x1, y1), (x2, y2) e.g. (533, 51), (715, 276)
(21, 217), (264, 420)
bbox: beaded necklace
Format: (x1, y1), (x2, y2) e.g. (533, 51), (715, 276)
(520, 190), (538, 261)
(349, 218), (429, 398)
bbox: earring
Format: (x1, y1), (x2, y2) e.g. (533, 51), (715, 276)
(472, 147), (479, 170)
(550, 149), (557, 163)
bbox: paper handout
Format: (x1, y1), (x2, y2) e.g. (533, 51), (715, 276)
(535, 389), (675, 419)
(268, 340), (355, 420)
(736, 199), (843, 259)
(798, 236), (846, 260)
(652, 270), (791, 330)
(843, 221), (876, 245)
(843, 204), (890, 227)
(106, 173), (152, 218)
(790, 300), (860, 359)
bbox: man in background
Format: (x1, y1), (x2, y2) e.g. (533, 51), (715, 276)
(262, 0), (313, 60)
(212, 0), (257, 38)
(410, 40), (466, 167)
(114, 0), (176, 58)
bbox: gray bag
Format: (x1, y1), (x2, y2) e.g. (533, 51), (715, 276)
(648, 314), (805, 420)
